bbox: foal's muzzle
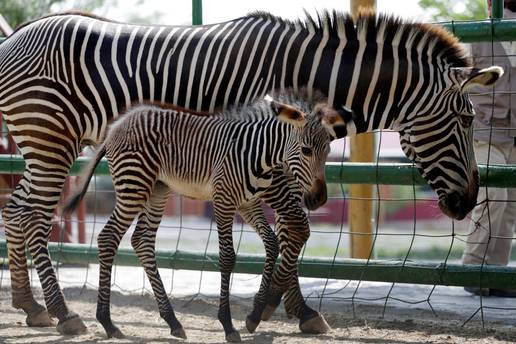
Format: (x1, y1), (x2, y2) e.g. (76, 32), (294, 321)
(303, 178), (327, 211)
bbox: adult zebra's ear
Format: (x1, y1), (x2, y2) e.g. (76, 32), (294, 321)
(456, 66), (504, 93)
(315, 104), (352, 140)
(268, 99), (307, 127)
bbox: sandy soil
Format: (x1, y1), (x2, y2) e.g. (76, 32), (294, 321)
(1, 287), (515, 344)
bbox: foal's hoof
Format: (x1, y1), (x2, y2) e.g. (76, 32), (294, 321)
(245, 316), (259, 333)
(299, 312), (330, 334)
(56, 314), (87, 335)
(26, 309), (54, 327)
(171, 326), (187, 339)
(226, 330), (242, 342)
(260, 304), (277, 321)
(107, 327), (125, 339)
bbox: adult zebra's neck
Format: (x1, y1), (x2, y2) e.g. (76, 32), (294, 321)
(190, 11), (469, 136)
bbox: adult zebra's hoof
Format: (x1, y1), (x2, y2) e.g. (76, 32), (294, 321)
(56, 314), (87, 335)
(299, 312), (330, 334)
(171, 326), (187, 339)
(26, 309), (54, 327)
(225, 330), (242, 342)
(23, 301), (54, 327)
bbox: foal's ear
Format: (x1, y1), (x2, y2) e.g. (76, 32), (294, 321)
(315, 103), (352, 140)
(268, 98), (306, 127)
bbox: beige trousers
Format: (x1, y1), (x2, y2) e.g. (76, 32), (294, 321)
(462, 140), (516, 266)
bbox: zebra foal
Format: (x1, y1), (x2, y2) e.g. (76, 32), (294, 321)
(64, 96), (349, 341)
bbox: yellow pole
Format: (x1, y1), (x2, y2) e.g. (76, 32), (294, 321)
(349, 0), (376, 259)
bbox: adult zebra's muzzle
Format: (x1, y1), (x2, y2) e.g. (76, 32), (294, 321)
(303, 178), (327, 211)
(438, 169), (479, 220)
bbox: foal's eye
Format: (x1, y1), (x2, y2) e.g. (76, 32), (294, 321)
(301, 146), (313, 156)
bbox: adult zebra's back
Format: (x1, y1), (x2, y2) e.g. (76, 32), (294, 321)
(0, 10), (502, 335)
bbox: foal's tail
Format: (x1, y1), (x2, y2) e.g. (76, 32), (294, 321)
(63, 144), (107, 214)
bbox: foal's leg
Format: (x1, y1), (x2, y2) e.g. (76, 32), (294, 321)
(238, 200), (279, 333)
(96, 202), (143, 338)
(212, 198), (240, 342)
(274, 214), (329, 334)
(261, 179), (330, 334)
(130, 181), (186, 339)
(96, 167), (154, 338)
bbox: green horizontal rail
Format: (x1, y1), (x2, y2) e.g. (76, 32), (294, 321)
(441, 19), (516, 42)
(325, 162), (516, 187)
(0, 241), (514, 288)
(0, 155), (513, 187)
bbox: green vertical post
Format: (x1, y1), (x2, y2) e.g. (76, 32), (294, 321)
(192, 0), (203, 25)
(492, 0), (504, 18)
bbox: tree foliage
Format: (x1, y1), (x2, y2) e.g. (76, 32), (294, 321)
(0, 0), (107, 29)
(418, 0), (489, 21)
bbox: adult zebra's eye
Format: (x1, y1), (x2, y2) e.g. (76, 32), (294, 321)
(460, 115), (474, 128)
(301, 146), (313, 156)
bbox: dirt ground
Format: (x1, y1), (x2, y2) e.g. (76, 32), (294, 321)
(1, 287), (516, 344)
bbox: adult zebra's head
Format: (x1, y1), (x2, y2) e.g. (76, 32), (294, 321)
(270, 99), (351, 210)
(398, 66), (503, 220)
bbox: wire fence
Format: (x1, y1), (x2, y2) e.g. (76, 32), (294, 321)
(0, 16), (516, 335)
(0, 135), (515, 327)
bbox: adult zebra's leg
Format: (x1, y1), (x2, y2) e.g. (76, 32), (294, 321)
(238, 200), (279, 333)
(213, 198), (240, 342)
(3, 170), (53, 327)
(130, 181), (186, 339)
(8, 159), (87, 334)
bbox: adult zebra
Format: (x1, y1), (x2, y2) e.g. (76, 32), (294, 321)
(0, 10), (502, 335)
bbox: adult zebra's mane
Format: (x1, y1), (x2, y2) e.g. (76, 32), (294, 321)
(247, 9), (471, 68)
(15, 9), (470, 70)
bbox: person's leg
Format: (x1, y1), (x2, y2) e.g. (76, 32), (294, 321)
(485, 144), (516, 266)
(463, 141), (516, 296)
(463, 141), (508, 265)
